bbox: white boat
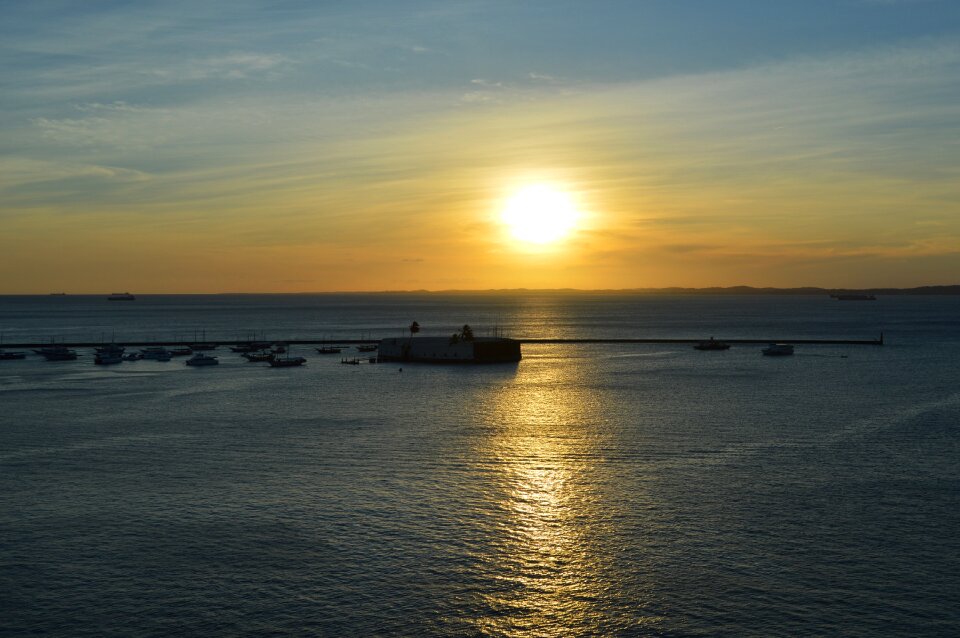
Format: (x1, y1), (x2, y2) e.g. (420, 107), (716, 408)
(762, 343), (794, 356)
(185, 353), (219, 366)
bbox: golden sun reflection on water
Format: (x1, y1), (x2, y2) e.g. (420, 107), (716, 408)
(468, 350), (659, 636)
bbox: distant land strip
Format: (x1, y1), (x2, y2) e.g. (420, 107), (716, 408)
(356, 285), (960, 295)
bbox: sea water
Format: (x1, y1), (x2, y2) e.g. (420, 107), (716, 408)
(1, 294), (958, 636)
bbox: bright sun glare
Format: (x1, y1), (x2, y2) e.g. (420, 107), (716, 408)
(501, 185), (579, 245)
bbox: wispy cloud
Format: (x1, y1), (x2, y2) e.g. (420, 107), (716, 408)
(149, 52), (290, 81)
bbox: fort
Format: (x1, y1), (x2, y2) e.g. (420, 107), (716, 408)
(377, 336), (522, 363)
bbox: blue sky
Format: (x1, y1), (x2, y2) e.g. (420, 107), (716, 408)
(2, 0), (959, 291)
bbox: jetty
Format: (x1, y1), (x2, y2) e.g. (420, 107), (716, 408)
(1, 334), (885, 348)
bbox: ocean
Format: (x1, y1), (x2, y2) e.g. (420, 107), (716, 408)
(1, 293), (958, 636)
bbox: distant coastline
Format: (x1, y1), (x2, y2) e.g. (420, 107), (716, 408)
(355, 285), (960, 296)
(8, 285), (960, 296)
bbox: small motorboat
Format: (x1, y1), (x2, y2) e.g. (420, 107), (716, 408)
(242, 351), (274, 362)
(356, 344), (378, 352)
(185, 353), (219, 366)
(268, 356), (306, 367)
(694, 338), (730, 351)
(168, 347), (194, 357)
(762, 343), (795, 356)
(95, 353), (123, 365)
(315, 346), (342, 354)
(0, 350), (27, 360)
(122, 352), (143, 361)
(340, 357), (360, 365)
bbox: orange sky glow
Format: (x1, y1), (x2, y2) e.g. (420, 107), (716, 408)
(3, 3), (959, 293)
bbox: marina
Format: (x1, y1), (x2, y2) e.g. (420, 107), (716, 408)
(0, 332), (884, 369)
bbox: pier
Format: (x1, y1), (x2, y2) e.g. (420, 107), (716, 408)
(2, 334), (885, 348)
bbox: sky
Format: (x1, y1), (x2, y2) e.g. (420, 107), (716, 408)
(2, 0), (959, 292)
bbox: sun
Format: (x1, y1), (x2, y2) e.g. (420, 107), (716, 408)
(501, 185), (580, 245)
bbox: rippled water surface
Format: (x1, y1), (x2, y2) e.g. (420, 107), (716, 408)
(1, 294), (958, 636)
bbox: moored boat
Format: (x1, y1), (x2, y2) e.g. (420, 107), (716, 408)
(694, 338), (730, 351)
(34, 346), (79, 361)
(0, 350), (27, 360)
(95, 353), (123, 365)
(185, 353), (219, 366)
(230, 342), (271, 353)
(95, 343), (125, 356)
(188, 331), (217, 350)
(762, 343), (794, 356)
(242, 351), (274, 362)
(268, 356), (306, 367)
(140, 347), (172, 361)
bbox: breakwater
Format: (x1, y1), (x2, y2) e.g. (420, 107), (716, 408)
(2, 334), (885, 348)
